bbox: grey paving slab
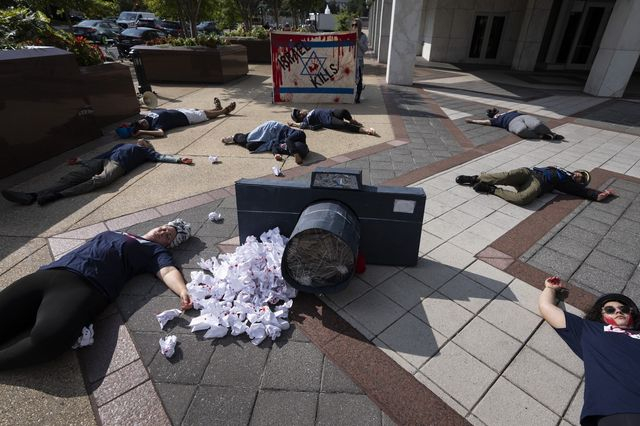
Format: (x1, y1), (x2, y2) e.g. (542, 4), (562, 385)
(478, 296), (541, 342)
(201, 336), (271, 389)
(147, 333), (215, 385)
(527, 323), (584, 377)
(155, 383), (197, 426)
(473, 377), (560, 425)
(321, 357), (364, 394)
(316, 393), (382, 426)
(182, 385), (256, 426)
(261, 341), (323, 392)
(250, 390), (317, 426)
(342, 289), (406, 336)
(452, 316), (521, 372)
(438, 273), (496, 314)
(420, 342), (498, 410)
(376, 270), (435, 310)
(503, 347), (580, 415)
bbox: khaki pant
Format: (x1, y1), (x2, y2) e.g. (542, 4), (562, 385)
(42, 159), (125, 198)
(479, 167), (542, 206)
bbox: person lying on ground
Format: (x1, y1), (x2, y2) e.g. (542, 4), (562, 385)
(539, 277), (640, 425)
(465, 108), (564, 140)
(0, 219), (192, 370)
(455, 166), (615, 206)
(132, 97), (236, 138)
(1, 139), (193, 206)
(288, 108), (377, 136)
(221, 120), (309, 165)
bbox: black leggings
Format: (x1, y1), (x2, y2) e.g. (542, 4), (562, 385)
(0, 269), (108, 370)
(326, 109), (361, 133)
(584, 413), (640, 425)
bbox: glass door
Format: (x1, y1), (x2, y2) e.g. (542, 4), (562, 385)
(468, 14), (506, 61)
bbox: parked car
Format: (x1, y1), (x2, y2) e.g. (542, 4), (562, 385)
(116, 11), (156, 28)
(160, 20), (184, 37)
(196, 21), (218, 34)
(73, 20), (121, 44)
(116, 27), (166, 57)
(136, 18), (164, 30)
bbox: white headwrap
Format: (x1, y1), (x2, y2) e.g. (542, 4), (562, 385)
(167, 218), (191, 248)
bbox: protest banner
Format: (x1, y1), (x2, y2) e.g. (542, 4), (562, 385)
(271, 31), (357, 103)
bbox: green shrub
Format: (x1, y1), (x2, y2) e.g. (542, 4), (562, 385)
(0, 7), (104, 66)
(147, 33), (228, 48)
(336, 11), (357, 31)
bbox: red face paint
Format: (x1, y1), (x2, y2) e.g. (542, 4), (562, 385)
(603, 313), (633, 329)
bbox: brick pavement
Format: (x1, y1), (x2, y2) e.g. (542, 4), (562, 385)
(2, 59), (640, 425)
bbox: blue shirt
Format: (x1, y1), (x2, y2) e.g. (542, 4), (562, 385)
(490, 111), (521, 129)
(556, 311), (640, 422)
(300, 108), (333, 129)
(42, 231), (174, 301)
(246, 120), (302, 154)
(144, 109), (189, 131)
(94, 144), (180, 173)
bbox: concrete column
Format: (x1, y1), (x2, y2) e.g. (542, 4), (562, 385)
(377, 0), (393, 63)
(511, 0), (553, 71)
(584, 0), (640, 98)
(369, 0), (378, 53)
(372, 0), (383, 56)
(386, 0), (424, 85)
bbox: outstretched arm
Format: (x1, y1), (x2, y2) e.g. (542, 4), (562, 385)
(157, 266), (192, 310)
(465, 118), (492, 126)
(538, 276), (566, 329)
(135, 129), (165, 138)
(596, 188), (615, 201)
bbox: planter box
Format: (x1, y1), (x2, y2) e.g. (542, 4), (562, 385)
(80, 62), (140, 128)
(0, 47), (101, 178)
(135, 45), (248, 83)
(225, 38), (270, 63)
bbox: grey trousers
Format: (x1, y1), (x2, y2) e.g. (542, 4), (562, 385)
(478, 167), (542, 205)
(508, 115), (551, 139)
(43, 159), (125, 197)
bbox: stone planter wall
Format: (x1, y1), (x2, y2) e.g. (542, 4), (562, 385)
(80, 62), (139, 128)
(0, 48), (102, 178)
(225, 38), (270, 63)
(135, 45), (249, 83)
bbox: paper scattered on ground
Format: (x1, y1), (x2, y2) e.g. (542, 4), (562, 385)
(156, 309), (182, 329)
(159, 335), (177, 358)
(208, 211), (223, 222)
(72, 324), (94, 349)
(187, 227), (296, 345)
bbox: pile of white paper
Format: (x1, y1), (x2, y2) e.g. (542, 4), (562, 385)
(186, 228), (297, 345)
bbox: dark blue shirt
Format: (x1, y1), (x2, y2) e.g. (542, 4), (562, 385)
(42, 231), (174, 301)
(144, 109), (190, 131)
(490, 111), (521, 129)
(556, 311), (640, 422)
(300, 108), (333, 129)
(94, 144), (179, 173)
(531, 167), (597, 200)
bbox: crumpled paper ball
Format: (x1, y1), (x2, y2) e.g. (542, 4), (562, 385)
(159, 335), (177, 358)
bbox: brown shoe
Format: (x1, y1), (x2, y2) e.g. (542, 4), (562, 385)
(213, 97), (222, 110)
(222, 102), (236, 115)
(294, 153), (303, 164)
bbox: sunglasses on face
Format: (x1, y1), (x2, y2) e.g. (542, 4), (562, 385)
(602, 305), (632, 315)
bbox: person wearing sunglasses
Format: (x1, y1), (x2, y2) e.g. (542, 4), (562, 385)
(539, 276), (640, 425)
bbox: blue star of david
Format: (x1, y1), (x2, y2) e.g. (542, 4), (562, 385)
(300, 51), (327, 76)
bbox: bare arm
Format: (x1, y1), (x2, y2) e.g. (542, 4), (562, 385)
(465, 118), (492, 126)
(135, 129), (165, 138)
(596, 188), (615, 201)
(538, 276), (566, 329)
(157, 266), (192, 310)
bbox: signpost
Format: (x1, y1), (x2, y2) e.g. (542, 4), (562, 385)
(270, 31), (357, 103)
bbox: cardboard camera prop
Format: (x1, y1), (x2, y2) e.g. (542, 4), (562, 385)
(235, 168), (426, 294)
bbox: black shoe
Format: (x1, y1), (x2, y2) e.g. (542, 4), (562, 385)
(552, 133), (564, 141)
(456, 175), (478, 186)
(541, 134), (553, 140)
(2, 190), (36, 205)
(36, 191), (62, 206)
(473, 181), (496, 194)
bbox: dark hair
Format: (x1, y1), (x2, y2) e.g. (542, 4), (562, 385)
(584, 293), (639, 329)
(486, 108), (499, 118)
(130, 120), (142, 133)
(291, 108), (301, 123)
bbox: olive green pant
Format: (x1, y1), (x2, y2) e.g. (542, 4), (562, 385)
(478, 167), (542, 206)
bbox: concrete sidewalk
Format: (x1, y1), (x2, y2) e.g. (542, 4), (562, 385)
(1, 60), (639, 425)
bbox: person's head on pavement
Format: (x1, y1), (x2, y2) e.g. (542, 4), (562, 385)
(486, 108), (499, 118)
(143, 218), (191, 248)
(291, 108), (308, 123)
(585, 293), (639, 330)
(136, 138), (154, 149)
(572, 170), (591, 186)
(131, 118), (150, 133)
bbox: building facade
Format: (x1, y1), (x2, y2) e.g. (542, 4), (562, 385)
(368, 0), (640, 97)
